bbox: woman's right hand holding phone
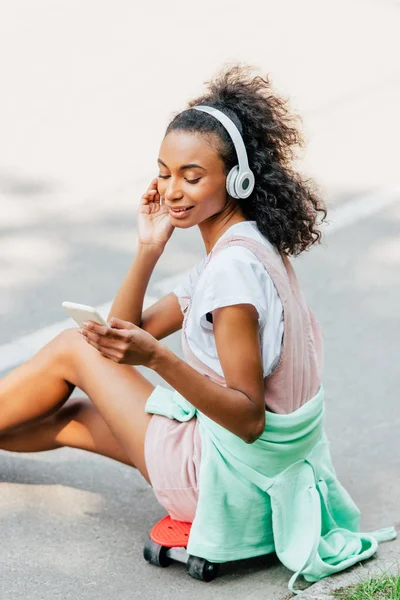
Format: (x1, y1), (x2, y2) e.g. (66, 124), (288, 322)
(138, 177), (174, 250)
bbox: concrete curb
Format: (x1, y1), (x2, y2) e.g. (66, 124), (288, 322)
(297, 534), (400, 599)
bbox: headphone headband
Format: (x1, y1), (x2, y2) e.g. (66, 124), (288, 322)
(192, 106), (250, 171)
(189, 105), (255, 199)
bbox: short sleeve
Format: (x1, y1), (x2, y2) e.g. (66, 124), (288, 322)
(172, 256), (207, 314)
(193, 246), (270, 329)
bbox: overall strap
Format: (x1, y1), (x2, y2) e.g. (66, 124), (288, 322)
(209, 235), (291, 301)
(208, 234), (322, 414)
(180, 235), (278, 386)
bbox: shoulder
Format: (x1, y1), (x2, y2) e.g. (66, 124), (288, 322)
(193, 244), (273, 328)
(210, 243), (265, 268)
(204, 243), (269, 284)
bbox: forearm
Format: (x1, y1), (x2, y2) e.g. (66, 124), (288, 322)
(151, 345), (264, 443)
(107, 244), (164, 325)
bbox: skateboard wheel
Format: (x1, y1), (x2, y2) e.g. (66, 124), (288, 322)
(143, 536), (172, 567)
(186, 555), (219, 582)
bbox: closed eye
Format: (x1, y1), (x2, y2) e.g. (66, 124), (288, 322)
(157, 175), (201, 184)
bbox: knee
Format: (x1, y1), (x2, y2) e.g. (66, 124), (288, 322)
(53, 328), (82, 355)
(59, 327), (80, 342)
(49, 327), (84, 373)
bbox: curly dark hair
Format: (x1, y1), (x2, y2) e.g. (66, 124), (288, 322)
(165, 63), (327, 257)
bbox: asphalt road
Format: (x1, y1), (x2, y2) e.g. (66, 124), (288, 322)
(1, 1), (399, 598)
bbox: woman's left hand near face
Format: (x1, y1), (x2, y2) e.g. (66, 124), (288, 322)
(78, 317), (159, 367)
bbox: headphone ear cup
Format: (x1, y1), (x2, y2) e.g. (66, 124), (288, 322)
(226, 166), (240, 199)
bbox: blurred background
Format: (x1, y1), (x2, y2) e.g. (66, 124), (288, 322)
(1, 0), (400, 341)
(0, 1), (399, 599)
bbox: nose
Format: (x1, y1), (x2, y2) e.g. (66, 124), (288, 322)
(163, 177), (184, 202)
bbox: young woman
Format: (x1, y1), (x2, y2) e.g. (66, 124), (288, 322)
(0, 65), (395, 593)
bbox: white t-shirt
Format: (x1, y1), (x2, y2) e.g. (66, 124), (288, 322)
(173, 221), (284, 378)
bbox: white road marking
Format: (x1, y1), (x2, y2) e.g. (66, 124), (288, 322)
(1, 185), (400, 373)
(0, 296), (156, 373)
(325, 184), (400, 234)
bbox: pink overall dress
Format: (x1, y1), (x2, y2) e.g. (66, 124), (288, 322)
(144, 235), (323, 522)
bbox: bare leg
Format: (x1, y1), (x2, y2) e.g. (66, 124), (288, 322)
(0, 328), (155, 482)
(0, 396), (135, 467)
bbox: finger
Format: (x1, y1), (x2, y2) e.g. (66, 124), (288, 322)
(139, 203), (151, 214)
(144, 178), (161, 201)
(79, 328), (102, 346)
(99, 347), (122, 361)
(142, 179), (159, 200)
(81, 321), (109, 336)
(142, 189), (158, 202)
(152, 178), (161, 199)
(81, 321), (127, 343)
(151, 177), (161, 199)
(149, 177), (159, 189)
(79, 334), (101, 353)
(108, 317), (136, 330)
(81, 328), (126, 351)
(81, 335), (122, 361)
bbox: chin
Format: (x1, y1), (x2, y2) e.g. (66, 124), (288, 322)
(170, 219), (196, 229)
(168, 213), (199, 229)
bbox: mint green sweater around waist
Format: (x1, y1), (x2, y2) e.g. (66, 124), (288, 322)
(145, 386), (396, 595)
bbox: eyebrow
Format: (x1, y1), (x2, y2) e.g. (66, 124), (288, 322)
(157, 158), (206, 171)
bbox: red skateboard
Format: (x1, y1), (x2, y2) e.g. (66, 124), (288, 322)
(143, 515), (220, 581)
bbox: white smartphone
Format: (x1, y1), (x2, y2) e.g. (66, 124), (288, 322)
(62, 301), (108, 327)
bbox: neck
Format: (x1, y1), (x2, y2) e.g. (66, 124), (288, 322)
(199, 204), (247, 254)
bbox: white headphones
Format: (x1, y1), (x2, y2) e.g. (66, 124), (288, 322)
(192, 105), (255, 199)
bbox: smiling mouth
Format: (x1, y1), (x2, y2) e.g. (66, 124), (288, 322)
(170, 206), (194, 213)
